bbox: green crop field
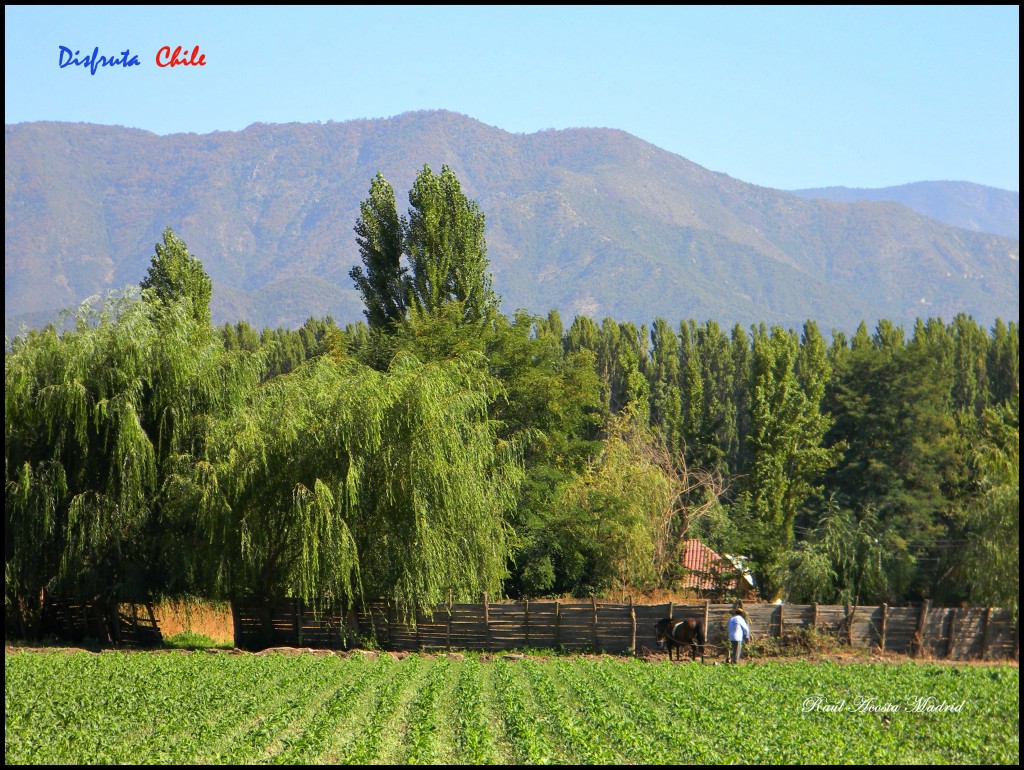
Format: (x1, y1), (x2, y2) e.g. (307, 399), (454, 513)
(4, 650), (1019, 764)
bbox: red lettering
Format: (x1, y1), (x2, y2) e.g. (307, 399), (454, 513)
(155, 45), (206, 68)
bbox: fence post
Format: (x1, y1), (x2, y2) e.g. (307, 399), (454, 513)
(912, 600), (930, 656)
(525, 599), (530, 649)
(415, 606), (422, 651)
(120, 602), (134, 646)
(483, 592), (491, 652)
(388, 603), (394, 650)
(945, 609), (958, 659)
(591, 596), (600, 651)
(812, 602), (818, 631)
(293, 600), (302, 647)
(368, 603), (378, 649)
(231, 600), (242, 649)
(368, 603), (376, 649)
(146, 602), (159, 646)
(554, 601), (560, 648)
(880, 603), (888, 652)
(351, 602), (361, 646)
(629, 596), (637, 656)
(446, 591), (452, 651)
(130, 602), (140, 644)
(778, 603), (785, 641)
(703, 600), (710, 650)
(668, 601), (674, 620)
(978, 607), (992, 660)
(847, 604), (855, 647)
(105, 601), (120, 646)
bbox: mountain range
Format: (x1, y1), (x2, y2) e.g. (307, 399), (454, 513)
(5, 110), (1019, 338)
(789, 182), (1018, 241)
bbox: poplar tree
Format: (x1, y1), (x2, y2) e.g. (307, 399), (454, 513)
(140, 227), (213, 327)
(950, 313), (990, 414)
(406, 165), (497, 322)
(349, 165), (499, 330)
(678, 321), (704, 459)
(986, 319), (1018, 406)
(728, 323), (752, 476)
(647, 318), (682, 453)
(565, 315), (601, 356)
(745, 325), (841, 598)
(349, 173), (407, 328)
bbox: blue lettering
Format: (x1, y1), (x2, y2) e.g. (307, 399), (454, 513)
(58, 45), (142, 73)
(88, 48), (103, 76)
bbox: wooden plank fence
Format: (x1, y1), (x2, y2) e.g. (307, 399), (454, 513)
(230, 598), (1018, 661)
(40, 597), (163, 647)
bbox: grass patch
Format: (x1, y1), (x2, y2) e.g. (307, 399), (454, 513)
(163, 631), (233, 650)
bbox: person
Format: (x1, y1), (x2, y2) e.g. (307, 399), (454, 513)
(733, 599), (750, 624)
(727, 607), (751, 664)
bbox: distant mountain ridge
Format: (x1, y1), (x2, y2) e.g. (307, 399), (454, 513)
(790, 181), (1019, 241)
(5, 111), (1019, 338)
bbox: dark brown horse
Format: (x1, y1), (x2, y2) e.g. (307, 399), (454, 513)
(654, 617), (705, 662)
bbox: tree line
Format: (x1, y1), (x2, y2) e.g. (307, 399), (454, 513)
(5, 165), (1018, 638)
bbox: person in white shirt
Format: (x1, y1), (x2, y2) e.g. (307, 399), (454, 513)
(727, 608), (751, 664)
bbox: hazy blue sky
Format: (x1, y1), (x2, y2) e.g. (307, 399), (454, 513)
(5, 5), (1019, 191)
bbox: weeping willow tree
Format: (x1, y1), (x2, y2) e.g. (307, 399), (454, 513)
(169, 351), (522, 621)
(534, 410), (679, 596)
(5, 289), (259, 636)
(352, 354), (521, 615)
(785, 498), (895, 605)
(957, 400), (1019, 615)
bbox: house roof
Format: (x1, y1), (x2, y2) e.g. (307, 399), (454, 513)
(679, 538), (756, 591)
(679, 538), (730, 591)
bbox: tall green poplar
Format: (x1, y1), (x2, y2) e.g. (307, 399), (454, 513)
(746, 325), (841, 598)
(140, 227), (213, 327)
(350, 173), (408, 328)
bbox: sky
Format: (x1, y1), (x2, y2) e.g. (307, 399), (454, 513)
(4, 5), (1019, 192)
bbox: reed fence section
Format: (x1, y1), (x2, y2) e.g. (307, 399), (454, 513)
(231, 598), (1017, 661)
(39, 597), (163, 647)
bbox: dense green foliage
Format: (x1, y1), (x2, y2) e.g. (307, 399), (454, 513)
(957, 401), (1019, 609)
(139, 228), (214, 327)
(166, 352), (520, 616)
(6, 219), (520, 631)
(743, 323), (841, 598)
(350, 165), (499, 328)
(5, 651), (1019, 764)
(5, 167), (1019, 639)
(5, 288), (259, 627)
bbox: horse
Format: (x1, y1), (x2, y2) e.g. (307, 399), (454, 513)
(654, 616), (705, 662)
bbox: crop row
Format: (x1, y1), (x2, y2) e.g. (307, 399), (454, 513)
(5, 651), (1019, 764)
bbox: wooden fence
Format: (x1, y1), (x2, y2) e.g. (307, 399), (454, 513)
(231, 596), (1018, 661)
(40, 597), (163, 647)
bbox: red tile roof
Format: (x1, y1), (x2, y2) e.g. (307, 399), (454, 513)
(680, 539), (736, 591)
